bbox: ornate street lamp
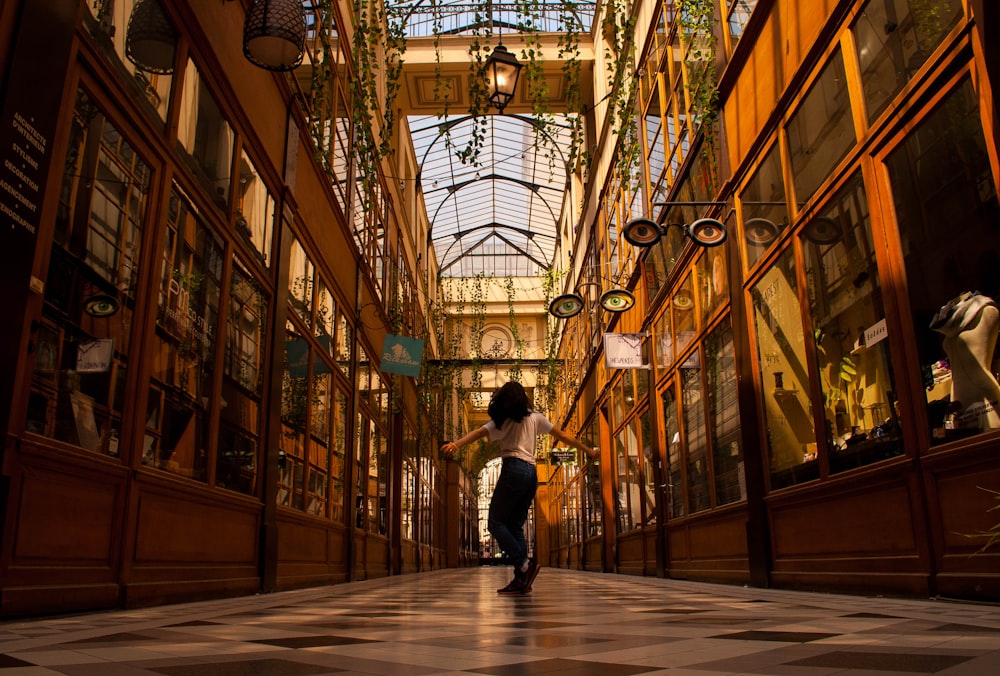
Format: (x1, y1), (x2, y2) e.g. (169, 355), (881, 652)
(484, 43), (523, 113)
(125, 0), (178, 74)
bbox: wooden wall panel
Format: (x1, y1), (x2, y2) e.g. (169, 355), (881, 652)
(925, 458), (1000, 599)
(617, 531), (644, 575)
(274, 512), (347, 588)
(725, 0), (841, 169)
(666, 511), (750, 583)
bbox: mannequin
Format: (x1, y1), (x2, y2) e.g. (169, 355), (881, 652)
(929, 291), (1000, 431)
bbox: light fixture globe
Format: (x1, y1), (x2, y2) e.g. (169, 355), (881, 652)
(243, 0), (307, 72)
(599, 289), (636, 313)
(549, 293), (585, 319)
(125, 0), (178, 74)
(83, 294), (121, 318)
(485, 44), (523, 113)
(623, 218), (664, 247)
(802, 216), (842, 244)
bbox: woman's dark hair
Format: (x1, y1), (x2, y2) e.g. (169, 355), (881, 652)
(487, 382), (531, 429)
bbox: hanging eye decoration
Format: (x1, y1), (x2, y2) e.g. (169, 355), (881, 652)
(622, 218), (664, 247)
(802, 216), (842, 244)
(599, 289), (635, 312)
(83, 294), (121, 317)
(672, 290), (694, 310)
(549, 293), (585, 319)
(744, 217), (780, 246)
(687, 218), (728, 247)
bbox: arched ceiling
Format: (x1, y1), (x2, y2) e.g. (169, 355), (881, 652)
(390, 0), (597, 277)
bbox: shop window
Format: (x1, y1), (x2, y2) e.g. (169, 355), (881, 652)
(614, 422), (640, 532)
(726, 0), (758, 52)
(315, 277), (336, 356)
(280, 320), (309, 510)
(853, 0), (963, 123)
(234, 151), (274, 266)
(639, 409), (657, 525)
(885, 77), (1000, 443)
(740, 142), (789, 270)
(661, 384), (684, 518)
(802, 173), (903, 472)
(331, 388), (348, 522)
(177, 59), (234, 210)
(29, 91), (150, 455)
(786, 48), (855, 207)
(84, 0), (173, 124)
(584, 417), (603, 537)
(681, 359), (710, 513)
(307, 367), (331, 517)
(654, 305), (674, 370)
(697, 246), (728, 323)
(751, 248), (818, 488)
(335, 312), (352, 376)
(216, 264), (266, 495)
(367, 418), (388, 535)
(706, 319), (745, 504)
(146, 186), (224, 481)
(402, 420), (417, 541)
(673, 273), (697, 360)
(288, 238), (314, 327)
(354, 411), (368, 529)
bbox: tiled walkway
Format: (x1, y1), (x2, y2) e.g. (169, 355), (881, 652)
(1, 567), (999, 674)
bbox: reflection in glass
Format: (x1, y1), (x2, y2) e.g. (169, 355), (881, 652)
(147, 186), (224, 481)
(673, 274), (697, 360)
(740, 143), (788, 270)
(661, 384), (684, 518)
(216, 265), (266, 495)
(640, 409), (657, 525)
(802, 173), (902, 472)
(853, 0), (962, 122)
(886, 78), (1000, 443)
(177, 59), (234, 209)
(235, 152), (275, 265)
(706, 320), (744, 504)
(681, 362), (710, 513)
(751, 249), (817, 488)
(786, 48), (854, 206)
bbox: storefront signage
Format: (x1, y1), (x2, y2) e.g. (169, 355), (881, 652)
(604, 333), (649, 369)
(0, 0), (78, 436)
(864, 318), (888, 348)
(381, 334), (423, 377)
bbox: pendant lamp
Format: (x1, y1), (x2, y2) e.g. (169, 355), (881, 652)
(243, 0), (307, 72)
(125, 0), (178, 74)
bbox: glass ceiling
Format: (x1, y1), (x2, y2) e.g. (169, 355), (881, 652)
(389, 0), (596, 277)
(411, 114), (574, 277)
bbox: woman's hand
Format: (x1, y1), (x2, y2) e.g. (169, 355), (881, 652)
(585, 446), (599, 459)
(441, 442), (458, 458)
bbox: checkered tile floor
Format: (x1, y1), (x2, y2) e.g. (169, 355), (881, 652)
(1, 567), (999, 674)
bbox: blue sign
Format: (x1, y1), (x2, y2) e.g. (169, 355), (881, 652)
(381, 334), (424, 377)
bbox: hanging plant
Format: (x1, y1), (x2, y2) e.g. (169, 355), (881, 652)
(558, 0), (587, 174)
(503, 276), (525, 383)
(678, 0), (720, 169)
(351, 0), (408, 209)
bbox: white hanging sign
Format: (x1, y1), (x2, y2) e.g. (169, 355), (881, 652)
(604, 333), (649, 369)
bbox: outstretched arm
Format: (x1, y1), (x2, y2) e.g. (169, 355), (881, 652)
(550, 426), (599, 460)
(440, 427), (488, 458)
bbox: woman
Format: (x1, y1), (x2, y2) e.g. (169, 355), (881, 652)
(441, 382), (598, 595)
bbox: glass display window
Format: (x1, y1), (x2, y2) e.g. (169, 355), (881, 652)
(29, 89), (150, 458)
(146, 185), (224, 481)
(681, 357), (710, 513)
(696, 246), (728, 323)
(706, 319), (745, 505)
(216, 264), (267, 495)
(234, 151), (275, 267)
(885, 76), (1000, 444)
(852, 0), (963, 124)
(177, 59), (234, 211)
(786, 47), (855, 207)
(751, 248), (818, 488)
(802, 172), (903, 472)
(740, 142), (789, 271)
(661, 383), (684, 519)
(672, 273), (697, 361)
(583, 417), (603, 538)
(85, 0), (174, 124)
(288, 238), (314, 327)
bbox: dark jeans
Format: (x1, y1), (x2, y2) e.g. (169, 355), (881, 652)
(488, 457), (538, 568)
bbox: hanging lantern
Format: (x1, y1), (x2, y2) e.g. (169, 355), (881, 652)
(243, 0), (307, 72)
(125, 0), (178, 75)
(484, 44), (523, 113)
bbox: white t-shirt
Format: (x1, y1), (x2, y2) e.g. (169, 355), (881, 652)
(482, 411), (553, 465)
